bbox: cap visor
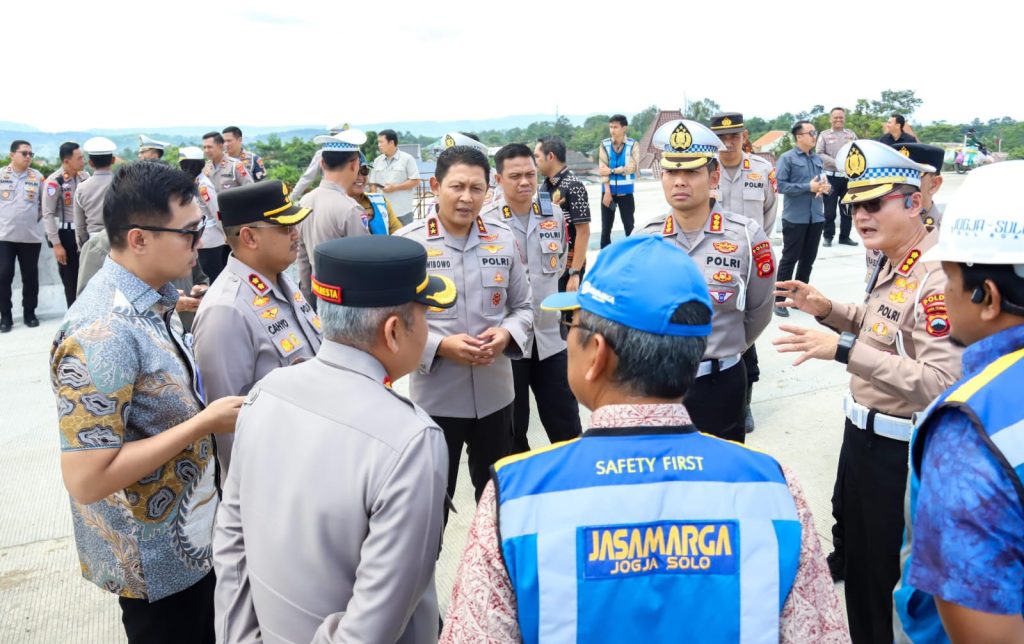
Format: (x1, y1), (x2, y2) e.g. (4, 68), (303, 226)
(843, 183), (896, 204)
(416, 274), (457, 309)
(710, 126), (744, 135)
(540, 290), (581, 311)
(661, 157), (712, 171)
(268, 204), (311, 225)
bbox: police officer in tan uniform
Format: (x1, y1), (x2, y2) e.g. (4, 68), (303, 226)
(710, 112), (778, 433)
(296, 130), (371, 300)
(395, 144), (533, 507)
(201, 131), (254, 280)
(0, 140), (45, 332)
(816, 107), (859, 247)
(73, 136), (117, 247)
(193, 181), (321, 475)
(138, 134), (169, 161)
(43, 141), (89, 307)
(482, 143), (581, 452)
(773, 139), (963, 644)
(637, 119), (776, 443)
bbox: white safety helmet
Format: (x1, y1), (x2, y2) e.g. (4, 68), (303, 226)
(921, 161), (1024, 279)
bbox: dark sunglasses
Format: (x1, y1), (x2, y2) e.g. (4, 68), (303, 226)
(120, 222), (206, 249)
(15, 150), (34, 157)
(851, 192), (911, 214)
(558, 313), (601, 342)
(359, 166), (370, 176)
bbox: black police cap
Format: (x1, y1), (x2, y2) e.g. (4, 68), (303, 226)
(709, 112), (745, 135)
(896, 143), (945, 175)
(217, 180), (311, 227)
(311, 236), (457, 308)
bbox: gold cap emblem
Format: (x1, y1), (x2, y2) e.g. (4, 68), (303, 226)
(669, 122), (692, 151)
(444, 134), (456, 148)
(845, 144), (867, 178)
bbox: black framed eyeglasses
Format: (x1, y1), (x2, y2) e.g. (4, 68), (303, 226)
(558, 315), (600, 342)
(121, 223), (205, 249)
(850, 191), (909, 214)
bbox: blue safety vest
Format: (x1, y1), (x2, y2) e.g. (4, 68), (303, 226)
(894, 347), (1024, 643)
(365, 193), (390, 235)
(602, 138), (636, 195)
(493, 427), (802, 644)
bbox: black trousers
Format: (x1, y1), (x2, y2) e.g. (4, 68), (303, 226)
(0, 241), (41, 317)
(839, 419), (909, 644)
(511, 346), (582, 453)
(54, 227), (80, 307)
(823, 175), (852, 241)
(829, 428), (848, 561)
(197, 246), (230, 283)
(683, 360), (747, 443)
(118, 571), (215, 644)
(741, 343), (759, 385)
(776, 221), (824, 301)
(435, 404), (514, 511)
(599, 192), (635, 248)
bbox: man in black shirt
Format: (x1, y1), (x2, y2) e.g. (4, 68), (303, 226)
(535, 136), (592, 292)
(879, 113), (919, 146)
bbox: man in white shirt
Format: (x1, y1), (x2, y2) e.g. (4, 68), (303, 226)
(370, 129), (421, 225)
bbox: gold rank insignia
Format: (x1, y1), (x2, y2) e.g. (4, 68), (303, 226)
(502, 205), (512, 219)
(293, 291), (303, 302)
(898, 249), (922, 275)
(708, 213), (724, 233)
(532, 202), (540, 215)
(669, 122), (693, 151)
(845, 144), (867, 178)
(427, 217), (440, 238)
(252, 294), (270, 308)
(312, 315), (322, 330)
(444, 134), (456, 148)
(259, 306), (279, 320)
(743, 158), (751, 170)
(249, 273), (269, 294)
(662, 216), (675, 236)
(476, 217), (488, 234)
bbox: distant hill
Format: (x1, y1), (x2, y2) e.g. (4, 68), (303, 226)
(1, 114), (590, 161)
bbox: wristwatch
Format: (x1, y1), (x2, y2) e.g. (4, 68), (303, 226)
(835, 332), (857, 364)
(567, 268), (582, 277)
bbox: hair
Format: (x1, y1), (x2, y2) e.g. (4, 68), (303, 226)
(609, 114), (628, 127)
(891, 113), (906, 128)
(494, 143), (535, 174)
(830, 106), (846, 115)
(179, 159), (205, 177)
(152, 148), (165, 158)
(322, 150), (360, 170)
(791, 120), (812, 137)
(319, 301), (416, 349)
(59, 142), (80, 161)
(203, 131), (225, 145)
(704, 158), (719, 173)
(435, 145), (490, 185)
(379, 129), (398, 145)
(89, 154), (114, 169)
(959, 263), (1024, 313)
(537, 135), (567, 163)
(221, 126), (243, 138)
(575, 302), (711, 398)
(103, 162), (198, 250)
(10, 140), (30, 153)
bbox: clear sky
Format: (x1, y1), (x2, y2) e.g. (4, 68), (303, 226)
(10, 0), (1014, 132)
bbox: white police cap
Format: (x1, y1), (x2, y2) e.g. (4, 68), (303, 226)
(652, 119), (724, 170)
(83, 136), (117, 155)
(313, 129), (367, 152)
(327, 121), (349, 135)
(920, 160), (1024, 273)
(836, 140), (936, 204)
(138, 134), (169, 151)
(178, 146), (204, 161)
(442, 132), (489, 155)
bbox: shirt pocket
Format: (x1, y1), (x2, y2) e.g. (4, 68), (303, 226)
(479, 254), (512, 312)
(0, 181), (15, 201)
(705, 266), (741, 311)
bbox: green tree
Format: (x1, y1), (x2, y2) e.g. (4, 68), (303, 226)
(683, 98), (721, 123)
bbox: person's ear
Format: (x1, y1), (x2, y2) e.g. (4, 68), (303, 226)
(429, 176), (440, 196)
(980, 279), (1004, 322)
(585, 333), (613, 383)
(930, 175), (944, 195)
(382, 314), (402, 353)
(126, 228), (147, 254)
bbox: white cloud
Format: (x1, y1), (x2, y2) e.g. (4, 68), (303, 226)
(8, 0), (1017, 132)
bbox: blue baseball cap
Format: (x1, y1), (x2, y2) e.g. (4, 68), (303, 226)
(542, 236), (713, 337)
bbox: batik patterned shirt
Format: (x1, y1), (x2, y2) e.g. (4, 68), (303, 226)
(50, 257), (215, 601)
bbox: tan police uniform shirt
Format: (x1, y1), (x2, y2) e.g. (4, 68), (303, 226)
(213, 341), (447, 644)
(395, 212), (534, 418)
(42, 168), (89, 245)
(195, 174), (225, 249)
(203, 155), (254, 192)
(482, 196), (568, 360)
(819, 229), (963, 417)
(0, 165), (44, 243)
(296, 180), (370, 297)
(192, 254), (322, 473)
(716, 153), (779, 233)
(637, 202), (776, 359)
(816, 128), (858, 172)
(73, 169), (113, 247)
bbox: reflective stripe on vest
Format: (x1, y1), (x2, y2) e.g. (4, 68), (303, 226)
(894, 347), (1024, 643)
(493, 430), (801, 644)
(366, 193), (390, 235)
(603, 139), (636, 195)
